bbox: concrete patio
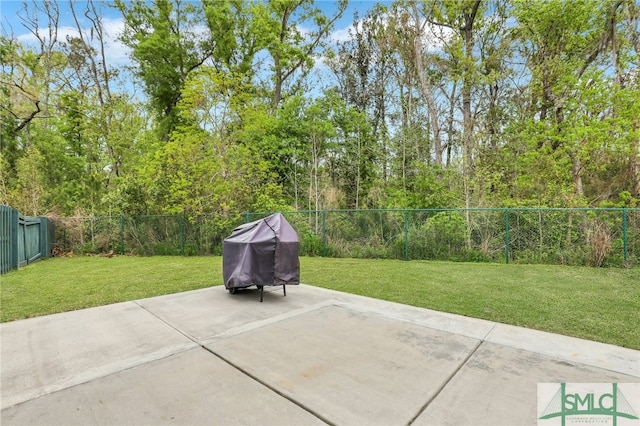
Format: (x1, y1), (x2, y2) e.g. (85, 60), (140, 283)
(2, 284), (638, 425)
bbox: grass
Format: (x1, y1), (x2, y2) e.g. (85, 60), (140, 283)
(303, 258), (640, 350)
(1, 256), (638, 350)
(0, 256), (218, 322)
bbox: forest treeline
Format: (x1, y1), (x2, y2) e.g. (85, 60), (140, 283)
(1, 0), (639, 218)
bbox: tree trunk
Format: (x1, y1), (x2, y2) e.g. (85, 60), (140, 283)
(461, 1), (481, 249)
(410, 1), (444, 167)
(573, 155), (584, 199)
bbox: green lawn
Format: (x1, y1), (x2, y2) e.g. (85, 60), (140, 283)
(1, 256), (638, 350)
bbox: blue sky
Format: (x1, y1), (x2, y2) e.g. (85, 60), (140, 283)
(2, 0), (133, 66)
(0, 0), (395, 100)
(0, 0), (390, 66)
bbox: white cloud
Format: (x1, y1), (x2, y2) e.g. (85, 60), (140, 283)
(329, 10), (453, 52)
(330, 26), (354, 44)
(14, 16), (131, 67)
(100, 17), (131, 66)
(421, 22), (454, 52)
(330, 18), (366, 44)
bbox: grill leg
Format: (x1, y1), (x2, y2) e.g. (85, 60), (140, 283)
(283, 285), (286, 297)
(260, 285), (264, 302)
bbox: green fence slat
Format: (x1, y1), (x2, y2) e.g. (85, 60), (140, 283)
(505, 209), (510, 264)
(622, 208), (628, 264)
(404, 210), (409, 261)
(322, 210), (327, 257)
(0, 205), (51, 274)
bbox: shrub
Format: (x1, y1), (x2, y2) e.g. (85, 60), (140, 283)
(587, 221), (612, 267)
(405, 211), (469, 260)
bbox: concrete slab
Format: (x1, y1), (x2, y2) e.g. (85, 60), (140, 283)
(1, 284), (639, 426)
(485, 323), (640, 377)
(136, 284), (498, 343)
(0, 302), (196, 409)
(305, 286), (498, 340)
(1, 347), (325, 426)
(207, 304), (480, 426)
(414, 341), (640, 426)
(135, 285), (329, 342)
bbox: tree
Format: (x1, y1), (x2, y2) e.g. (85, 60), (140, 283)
(329, 5), (395, 183)
(376, 4), (430, 194)
(329, 91), (376, 209)
(405, 0), (447, 167)
(144, 129), (265, 215)
(4, 146), (46, 215)
(0, 27), (70, 210)
(115, 0), (215, 139)
(0, 36), (25, 170)
(65, 0), (114, 105)
(511, 0), (632, 205)
(262, 0), (347, 110)
(412, 0), (483, 211)
(140, 65), (273, 215)
(303, 94), (335, 217)
(620, 0), (640, 202)
(202, 0), (264, 77)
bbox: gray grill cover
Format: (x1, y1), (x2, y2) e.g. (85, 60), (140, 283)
(223, 213), (300, 290)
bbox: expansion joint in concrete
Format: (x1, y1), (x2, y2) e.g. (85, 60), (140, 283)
(202, 346), (335, 426)
(406, 329), (492, 426)
(134, 300), (334, 425)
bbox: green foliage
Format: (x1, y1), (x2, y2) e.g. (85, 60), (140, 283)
(406, 211), (469, 260)
(404, 164), (460, 209)
(136, 66), (277, 216)
(301, 232), (323, 256)
(142, 130), (263, 215)
(102, 175), (149, 216)
(2, 0), (639, 219)
(262, 0), (348, 108)
(328, 92), (377, 209)
(4, 145), (46, 215)
(202, 0), (262, 75)
(115, 0), (213, 137)
(251, 183), (292, 213)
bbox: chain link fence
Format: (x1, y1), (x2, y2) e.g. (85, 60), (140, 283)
(50, 213), (245, 257)
(49, 208), (639, 267)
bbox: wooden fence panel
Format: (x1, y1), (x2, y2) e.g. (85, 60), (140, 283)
(1, 205), (17, 274)
(0, 205), (50, 274)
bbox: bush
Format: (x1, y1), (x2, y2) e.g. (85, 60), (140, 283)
(406, 211), (468, 260)
(301, 232), (322, 256)
(587, 221), (612, 267)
